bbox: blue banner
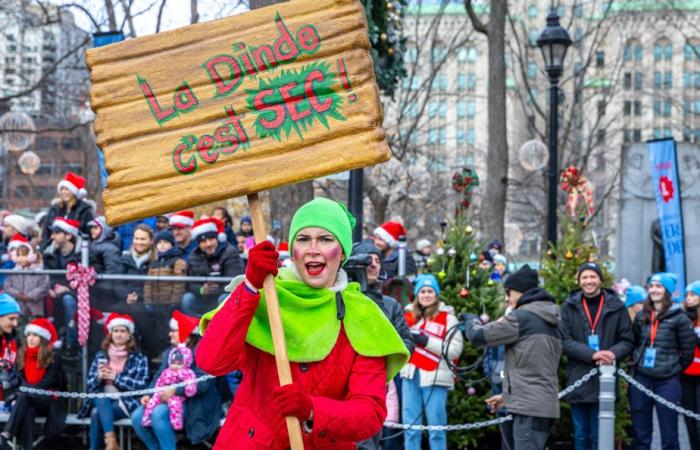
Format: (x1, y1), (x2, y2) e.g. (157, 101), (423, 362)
(92, 32), (125, 190)
(647, 139), (686, 301)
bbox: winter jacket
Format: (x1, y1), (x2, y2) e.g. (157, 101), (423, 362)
(197, 283), (388, 449)
(143, 248), (188, 305)
(382, 248), (417, 279)
(400, 303), (463, 389)
(42, 243), (80, 293)
(463, 287), (562, 419)
(412, 251), (430, 273)
(559, 288), (635, 403)
(114, 250), (152, 303)
(3, 262), (49, 317)
(186, 242), (244, 300)
(150, 346), (222, 444)
(179, 239), (198, 262)
(89, 234), (122, 274)
(365, 284), (415, 355)
(15, 356), (67, 439)
(632, 306), (695, 379)
(78, 350), (149, 418)
(41, 199), (95, 250)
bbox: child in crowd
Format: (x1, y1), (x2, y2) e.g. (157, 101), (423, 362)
(144, 231), (188, 306)
(2, 235), (48, 319)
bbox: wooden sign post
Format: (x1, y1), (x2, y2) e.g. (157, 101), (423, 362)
(86, 0), (390, 447)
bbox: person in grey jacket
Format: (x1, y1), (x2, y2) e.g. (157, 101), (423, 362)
(462, 265), (561, 450)
(559, 262), (634, 450)
(629, 272), (695, 449)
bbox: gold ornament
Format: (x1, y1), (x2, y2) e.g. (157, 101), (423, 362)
(565, 250), (574, 260)
(387, 47), (394, 56)
(438, 271), (446, 280)
(387, 2), (394, 10)
(380, 33), (388, 41)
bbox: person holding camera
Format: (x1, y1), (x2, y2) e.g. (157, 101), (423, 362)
(462, 265), (561, 450)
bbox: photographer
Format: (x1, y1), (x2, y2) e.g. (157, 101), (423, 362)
(462, 265), (561, 450)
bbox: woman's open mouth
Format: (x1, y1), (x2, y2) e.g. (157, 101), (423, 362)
(305, 262), (326, 276)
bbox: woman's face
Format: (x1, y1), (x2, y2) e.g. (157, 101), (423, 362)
(292, 227), (343, 289)
(168, 328), (179, 346)
(417, 286), (438, 308)
(648, 282), (666, 302)
(111, 326), (131, 346)
(26, 333), (41, 349)
(59, 187), (75, 204)
(90, 226), (101, 240)
(132, 229), (153, 255)
(686, 292), (700, 308)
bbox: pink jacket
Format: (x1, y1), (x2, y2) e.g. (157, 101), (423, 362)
(197, 284), (387, 450)
(386, 379), (399, 423)
(3, 262), (48, 317)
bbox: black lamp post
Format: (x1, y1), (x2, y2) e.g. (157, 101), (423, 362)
(537, 9), (571, 246)
(348, 169), (363, 242)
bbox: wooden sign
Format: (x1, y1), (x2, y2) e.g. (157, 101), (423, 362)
(86, 0), (390, 225)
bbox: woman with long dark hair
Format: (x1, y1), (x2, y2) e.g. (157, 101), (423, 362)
(629, 273), (695, 449)
(0, 319), (65, 450)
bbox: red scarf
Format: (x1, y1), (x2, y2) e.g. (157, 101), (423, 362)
(23, 346), (46, 385)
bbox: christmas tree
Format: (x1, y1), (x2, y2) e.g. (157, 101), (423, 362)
(428, 213), (506, 447)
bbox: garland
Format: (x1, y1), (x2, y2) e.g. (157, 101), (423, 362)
(361, 0), (407, 98)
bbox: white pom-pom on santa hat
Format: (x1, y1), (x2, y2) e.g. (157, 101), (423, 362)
(209, 217), (228, 243)
(57, 172), (87, 199)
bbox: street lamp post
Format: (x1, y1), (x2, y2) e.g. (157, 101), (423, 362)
(537, 9), (571, 246)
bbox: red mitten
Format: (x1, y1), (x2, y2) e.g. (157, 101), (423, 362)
(273, 382), (313, 421)
(245, 241), (279, 289)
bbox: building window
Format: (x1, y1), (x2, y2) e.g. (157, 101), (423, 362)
(624, 72), (632, 89)
(428, 128), (438, 144)
(467, 101), (476, 118)
(458, 74), (467, 90)
(528, 5), (538, 18)
(432, 46), (448, 61)
(529, 29), (539, 46)
(596, 129), (606, 144)
(634, 100), (642, 116)
(684, 43), (700, 61)
(634, 72), (643, 90)
(557, 5), (565, 17)
(597, 100), (606, 116)
(654, 42), (673, 62)
(527, 62), (537, 80)
(623, 101), (631, 116)
(432, 74), (447, 92)
(596, 51), (605, 68)
(574, 4), (584, 18)
(405, 47), (417, 63)
(467, 73), (476, 90)
(467, 47), (477, 62)
(466, 128), (475, 145)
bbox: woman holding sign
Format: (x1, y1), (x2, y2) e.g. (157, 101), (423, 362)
(197, 197), (409, 449)
(629, 273), (695, 449)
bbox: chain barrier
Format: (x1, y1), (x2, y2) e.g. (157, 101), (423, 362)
(618, 368), (700, 421)
(557, 367), (598, 399)
(18, 374), (215, 399)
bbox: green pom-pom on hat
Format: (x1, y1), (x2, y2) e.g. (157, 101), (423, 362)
(289, 197), (356, 263)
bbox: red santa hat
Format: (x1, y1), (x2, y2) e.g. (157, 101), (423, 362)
(25, 318), (58, 345)
(191, 217), (226, 242)
(104, 313), (135, 335)
(7, 233), (33, 253)
(169, 210), (195, 228)
(50, 217), (80, 237)
(373, 221), (407, 248)
(57, 172), (87, 199)
(169, 310), (200, 345)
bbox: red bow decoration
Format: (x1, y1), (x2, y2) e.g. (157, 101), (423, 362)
(452, 167), (480, 212)
(560, 166), (594, 217)
(66, 263), (96, 346)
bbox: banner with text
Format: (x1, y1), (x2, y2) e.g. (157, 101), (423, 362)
(86, 0), (389, 225)
(647, 139), (686, 300)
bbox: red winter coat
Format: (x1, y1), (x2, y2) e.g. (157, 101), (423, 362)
(197, 284), (387, 449)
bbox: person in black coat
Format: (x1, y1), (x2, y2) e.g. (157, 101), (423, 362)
(182, 221), (244, 316)
(0, 319), (66, 450)
(681, 281), (700, 449)
(559, 262), (634, 450)
(629, 273), (695, 450)
(40, 172), (95, 250)
(88, 216), (122, 310)
(114, 224), (155, 309)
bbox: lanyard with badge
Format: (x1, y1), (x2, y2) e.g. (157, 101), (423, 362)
(643, 311), (660, 368)
(582, 294), (604, 351)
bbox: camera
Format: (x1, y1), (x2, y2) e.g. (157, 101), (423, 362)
(344, 253), (371, 293)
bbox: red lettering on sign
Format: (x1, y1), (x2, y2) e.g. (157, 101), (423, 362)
(305, 70), (332, 113)
(279, 82), (311, 122)
(138, 76), (177, 124)
(297, 25), (320, 53)
(203, 55), (243, 98)
(274, 13), (301, 62)
(174, 82), (199, 112)
(197, 135), (218, 163)
(173, 138), (197, 174)
(254, 89), (286, 129)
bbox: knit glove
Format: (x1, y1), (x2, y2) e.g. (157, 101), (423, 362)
(273, 382), (313, 422)
(245, 241), (279, 290)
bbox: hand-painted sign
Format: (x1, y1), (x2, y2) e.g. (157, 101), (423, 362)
(86, 0), (389, 225)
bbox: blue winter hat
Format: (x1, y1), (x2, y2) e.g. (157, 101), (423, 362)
(414, 274), (440, 297)
(625, 285), (647, 308)
(649, 272), (678, 296)
(0, 293), (20, 317)
(685, 281), (700, 298)
(240, 216), (252, 226)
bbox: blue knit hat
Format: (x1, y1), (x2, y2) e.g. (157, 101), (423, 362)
(414, 274), (440, 297)
(625, 285), (647, 308)
(649, 272), (678, 296)
(0, 293), (20, 317)
(686, 281), (700, 298)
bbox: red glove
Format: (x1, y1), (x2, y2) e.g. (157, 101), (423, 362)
(245, 241), (279, 289)
(273, 382), (313, 422)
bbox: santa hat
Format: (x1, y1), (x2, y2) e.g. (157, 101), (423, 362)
(169, 210), (195, 228)
(25, 318), (58, 346)
(104, 313), (135, 335)
(8, 233), (33, 253)
(169, 310), (200, 345)
(50, 217), (80, 237)
(191, 217), (226, 242)
(373, 221), (407, 248)
(57, 172), (87, 199)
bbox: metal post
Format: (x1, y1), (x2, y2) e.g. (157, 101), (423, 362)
(598, 364), (616, 450)
(348, 168), (363, 242)
(547, 81), (559, 245)
(80, 237), (89, 393)
(398, 236), (407, 277)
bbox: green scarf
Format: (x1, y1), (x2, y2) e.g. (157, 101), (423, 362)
(200, 268), (409, 381)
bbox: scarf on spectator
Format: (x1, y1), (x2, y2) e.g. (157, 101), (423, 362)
(200, 268), (409, 381)
(23, 346), (46, 385)
(107, 344), (128, 374)
(131, 250), (150, 269)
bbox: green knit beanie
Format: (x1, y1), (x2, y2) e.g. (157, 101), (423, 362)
(289, 197), (356, 263)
